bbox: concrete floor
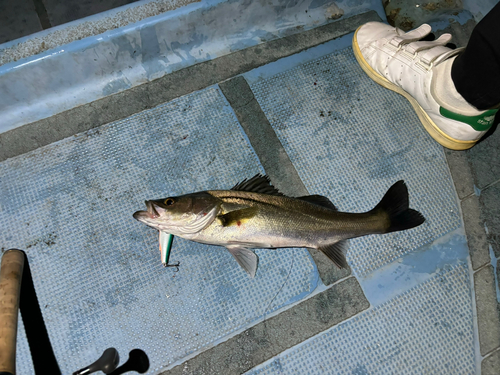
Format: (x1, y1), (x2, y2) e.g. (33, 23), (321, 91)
(0, 0), (499, 374)
(0, 0), (139, 44)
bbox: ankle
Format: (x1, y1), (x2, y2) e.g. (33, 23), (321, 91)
(431, 57), (485, 116)
(432, 57), (498, 131)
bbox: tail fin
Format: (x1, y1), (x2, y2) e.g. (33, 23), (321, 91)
(371, 181), (425, 233)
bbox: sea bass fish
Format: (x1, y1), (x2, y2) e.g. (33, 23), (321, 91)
(133, 175), (425, 277)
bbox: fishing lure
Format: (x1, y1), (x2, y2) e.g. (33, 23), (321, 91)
(159, 231), (180, 271)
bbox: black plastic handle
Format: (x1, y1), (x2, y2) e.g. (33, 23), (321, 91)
(108, 349), (150, 375)
(73, 348), (119, 375)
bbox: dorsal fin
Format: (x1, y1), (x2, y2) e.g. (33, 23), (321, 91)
(296, 195), (338, 211)
(231, 174), (283, 196)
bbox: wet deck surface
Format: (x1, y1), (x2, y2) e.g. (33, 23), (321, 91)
(0, 2), (499, 374)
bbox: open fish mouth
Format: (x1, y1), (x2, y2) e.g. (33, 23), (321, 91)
(132, 201), (160, 221)
(146, 200), (159, 218)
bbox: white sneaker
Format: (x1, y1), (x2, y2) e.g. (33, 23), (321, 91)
(352, 22), (498, 150)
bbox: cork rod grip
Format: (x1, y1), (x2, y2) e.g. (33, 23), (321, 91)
(0, 250), (25, 375)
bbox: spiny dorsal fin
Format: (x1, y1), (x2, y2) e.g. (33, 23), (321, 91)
(231, 174), (283, 196)
(297, 195), (338, 210)
(218, 207), (258, 227)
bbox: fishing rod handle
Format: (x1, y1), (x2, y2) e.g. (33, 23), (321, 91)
(73, 347), (119, 375)
(0, 250), (25, 375)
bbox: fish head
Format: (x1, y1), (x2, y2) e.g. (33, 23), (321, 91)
(133, 192), (220, 236)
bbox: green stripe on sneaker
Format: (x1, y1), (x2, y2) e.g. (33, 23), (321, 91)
(439, 107), (498, 131)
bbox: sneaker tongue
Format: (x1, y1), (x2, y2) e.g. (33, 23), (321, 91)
(439, 107), (498, 131)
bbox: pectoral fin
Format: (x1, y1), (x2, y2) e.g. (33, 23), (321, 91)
(218, 207), (258, 227)
(316, 240), (349, 269)
(226, 245), (258, 278)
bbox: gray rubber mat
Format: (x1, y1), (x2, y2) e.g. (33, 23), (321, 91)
(247, 263), (475, 374)
(241, 38), (476, 374)
(0, 86), (318, 374)
(248, 46), (461, 277)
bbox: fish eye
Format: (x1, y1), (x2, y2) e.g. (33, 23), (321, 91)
(164, 198), (175, 206)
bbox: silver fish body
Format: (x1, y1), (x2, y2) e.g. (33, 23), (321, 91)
(133, 175), (425, 277)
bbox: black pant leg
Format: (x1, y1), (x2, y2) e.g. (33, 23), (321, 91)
(451, 1), (500, 110)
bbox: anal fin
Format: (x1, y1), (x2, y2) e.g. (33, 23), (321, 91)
(226, 245), (259, 278)
(316, 240), (349, 269)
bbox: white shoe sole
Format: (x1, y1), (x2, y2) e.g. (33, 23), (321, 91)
(352, 27), (477, 150)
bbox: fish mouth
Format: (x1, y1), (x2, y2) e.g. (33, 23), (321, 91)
(146, 200), (160, 218)
(133, 200), (160, 221)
